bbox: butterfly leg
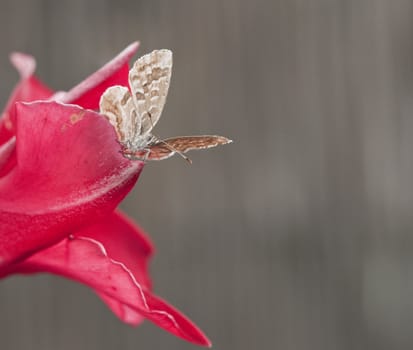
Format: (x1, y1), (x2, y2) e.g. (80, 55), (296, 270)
(142, 148), (151, 161)
(122, 148), (151, 162)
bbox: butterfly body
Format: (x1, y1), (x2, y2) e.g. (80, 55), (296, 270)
(100, 49), (231, 162)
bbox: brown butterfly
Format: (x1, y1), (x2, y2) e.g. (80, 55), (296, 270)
(99, 49), (231, 163)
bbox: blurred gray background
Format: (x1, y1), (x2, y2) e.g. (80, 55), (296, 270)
(1, 0), (413, 349)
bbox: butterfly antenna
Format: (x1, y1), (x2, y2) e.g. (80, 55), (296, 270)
(153, 134), (192, 164)
(148, 113), (192, 164)
(160, 138), (193, 164)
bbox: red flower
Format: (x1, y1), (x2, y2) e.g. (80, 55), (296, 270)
(0, 43), (210, 347)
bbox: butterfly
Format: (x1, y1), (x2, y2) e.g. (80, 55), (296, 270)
(99, 49), (232, 163)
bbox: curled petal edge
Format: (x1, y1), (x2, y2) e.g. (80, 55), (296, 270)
(10, 232), (211, 347)
(55, 42), (139, 109)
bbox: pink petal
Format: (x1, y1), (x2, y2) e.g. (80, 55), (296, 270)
(56, 42), (139, 109)
(6, 212), (211, 346)
(97, 292), (146, 326)
(0, 53), (53, 144)
(0, 42), (139, 145)
(10, 52), (36, 79)
(0, 101), (143, 267)
(79, 210), (154, 289)
(0, 137), (16, 177)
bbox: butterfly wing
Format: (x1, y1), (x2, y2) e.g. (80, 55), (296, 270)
(128, 49), (172, 135)
(99, 85), (140, 143)
(141, 135), (232, 161)
(99, 50), (232, 163)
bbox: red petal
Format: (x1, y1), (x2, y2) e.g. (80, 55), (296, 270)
(0, 137), (16, 177)
(97, 291), (146, 326)
(56, 42), (139, 110)
(80, 210), (154, 289)
(0, 53), (53, 144)
(0, 101), (143, 267)
(6, 212), (211, 346)
(0, 42), (139, 144)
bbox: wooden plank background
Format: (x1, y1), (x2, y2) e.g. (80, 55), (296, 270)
(1, 1), (413, 349)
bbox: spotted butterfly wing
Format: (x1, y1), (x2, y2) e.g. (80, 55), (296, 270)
(99, 85), (140, 143)
(128, 49), (172, 135)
